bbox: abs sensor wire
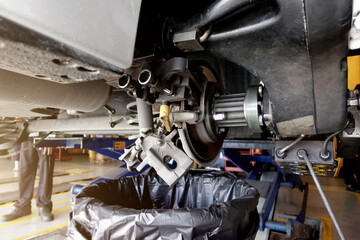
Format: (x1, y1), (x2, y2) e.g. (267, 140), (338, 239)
(320, 115), (351, 160)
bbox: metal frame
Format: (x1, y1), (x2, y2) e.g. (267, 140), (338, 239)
(222, 139), (311, 236)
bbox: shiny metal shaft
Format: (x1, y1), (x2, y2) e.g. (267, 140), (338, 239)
(301, 152), (346, 240)
(278, 134), (305, 155)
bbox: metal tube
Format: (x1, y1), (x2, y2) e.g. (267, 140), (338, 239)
(0, 69), (110, 114)
(300, 152), (346, 240)
(278, 134), (305, 155)
(321, 117), (350, 159)
(264, 221), (287, 233)
(118, 74), (135, 89)
(26, 116), (139, 135)
(136, 98), (154, 134)
(138, 69), (153, 86)
(177, 0), (261, 31)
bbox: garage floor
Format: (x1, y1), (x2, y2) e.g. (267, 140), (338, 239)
(275, 175), (360, 240)
(0, 154), (123, 240)
(0, 154), (358, 240)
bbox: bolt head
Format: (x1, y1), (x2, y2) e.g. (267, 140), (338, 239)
(156, 139), (163, 146)
(258, 85), (263, 97)
(213, 113), (226, 121)
(258, 115), (264, 126)
(163, 88), (172, 95)
(319, 151), (331, 161)
(276, 149), (287, 159)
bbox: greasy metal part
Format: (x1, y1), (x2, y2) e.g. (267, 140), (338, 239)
(134, 130), (193, 186)
(25, 116), (139, 135)
(277, 134), (305, 155)
(342, 107), (360, 138)
(347, 89), (359, 107)
(170, 112), (199, 125)
(0, 69), (110, 117)
(298, 150), (346, 240)
(104, 105), (116, 115)
(173, 30), (204, 52)
(205, 0), (350, 136)
(117, 74), (136, 89)
(244, 85), (262, 132)
(176, 0), (262, 31)
(212, 85), (265, 132)
(213, 93), (247, 127)
(138, 69), (153, 85)
(275, 141), (335, 177)
(180, 82), (225, 166)
(199, 28), (212, 43)
(136, 98), (154, 134)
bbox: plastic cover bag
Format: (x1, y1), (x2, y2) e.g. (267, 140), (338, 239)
(68, 170), (260, 240)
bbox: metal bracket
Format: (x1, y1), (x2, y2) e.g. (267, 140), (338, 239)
(120, 129), (194, 186)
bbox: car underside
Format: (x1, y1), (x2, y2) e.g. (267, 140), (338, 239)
(0, 0), (357, 186)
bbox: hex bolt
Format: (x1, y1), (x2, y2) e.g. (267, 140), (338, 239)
(276, 149), (287, 159)
(156, 139), (164, 146)
(213, 113), (226, 121)
(163, 88), (172, 95)
(104, 105), (116, 115)
(297, 149), (307, 160)
(319, 150), (331, 161)
(258, 115), (264, 126)
(258, 85), (263, 98)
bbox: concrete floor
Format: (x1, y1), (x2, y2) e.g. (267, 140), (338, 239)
(0, 154), (358, 239)
(275, 175), (360, 240)
(0, 154), (123, 240)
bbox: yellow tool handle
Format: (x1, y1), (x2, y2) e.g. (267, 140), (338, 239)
(160, 104), (171, 132)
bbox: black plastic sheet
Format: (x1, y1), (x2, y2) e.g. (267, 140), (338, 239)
(68, 170), (260, 240)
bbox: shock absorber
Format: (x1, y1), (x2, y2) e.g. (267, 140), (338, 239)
(212, 85), (265, 133)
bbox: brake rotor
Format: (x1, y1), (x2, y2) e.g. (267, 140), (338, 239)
(180, 79), (227, 167)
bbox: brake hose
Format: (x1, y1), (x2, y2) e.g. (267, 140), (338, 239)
(320, 116), (351, 160)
